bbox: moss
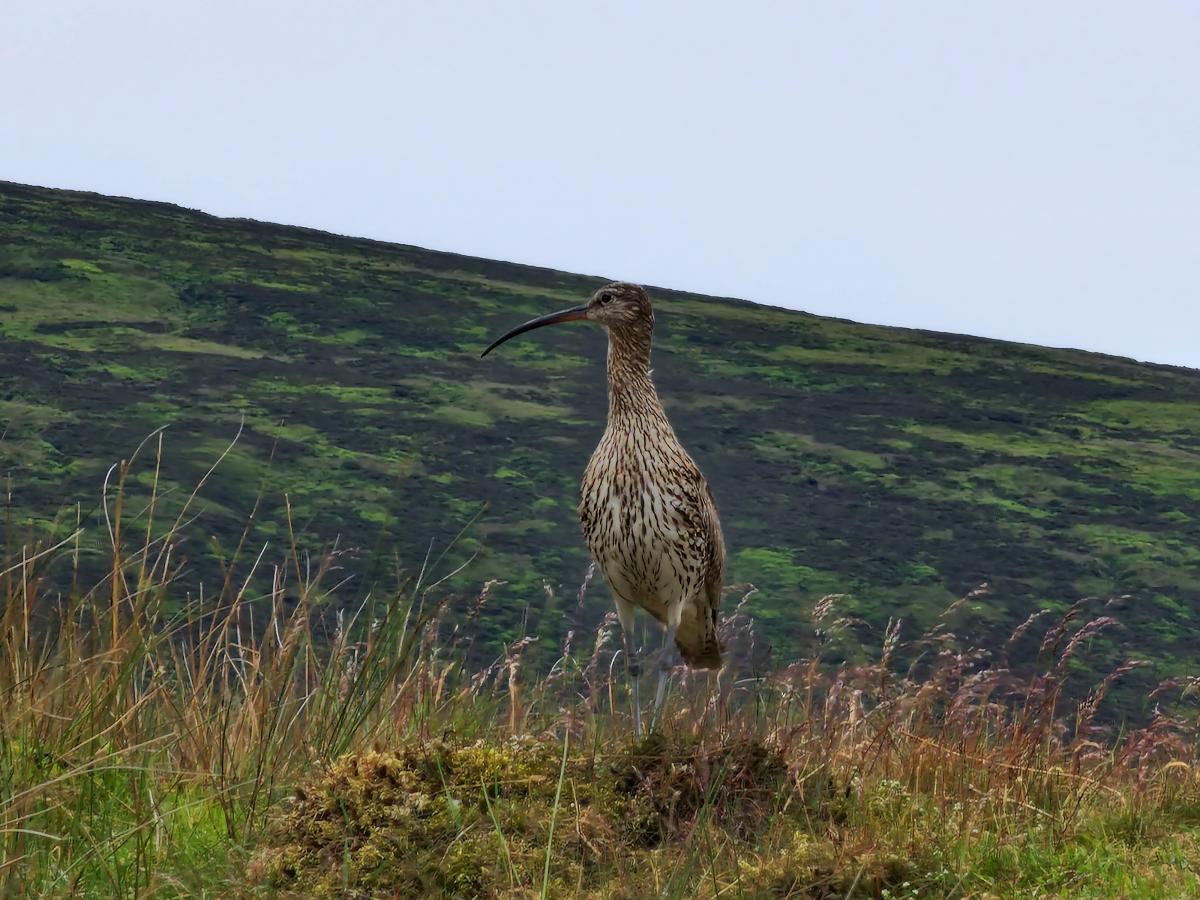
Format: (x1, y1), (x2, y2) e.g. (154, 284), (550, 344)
(753, 430), (890, 471)
(253, 734), (792, 896)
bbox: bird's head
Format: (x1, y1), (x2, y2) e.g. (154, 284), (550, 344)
(481, 281), (653, 358)
(584, 282), (653, 331)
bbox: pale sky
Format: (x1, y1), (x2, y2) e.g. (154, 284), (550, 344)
(4, 2), (1198, 368)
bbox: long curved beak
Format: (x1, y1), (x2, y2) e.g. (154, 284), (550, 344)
(480, 305), (589, 357)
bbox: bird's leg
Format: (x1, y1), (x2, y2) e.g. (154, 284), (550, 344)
(614, 596), (642, 739)
(623, 627), (642, 739)
(652, 619), (680, 728)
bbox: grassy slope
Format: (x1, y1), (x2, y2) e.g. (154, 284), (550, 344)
(5, 506), (1200, 897)
(3, 180), (1200, 716)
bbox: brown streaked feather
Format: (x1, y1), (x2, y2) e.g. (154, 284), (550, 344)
(576, 283), (726, 670)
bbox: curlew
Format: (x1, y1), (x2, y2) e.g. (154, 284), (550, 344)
(482, 282), (725, 735)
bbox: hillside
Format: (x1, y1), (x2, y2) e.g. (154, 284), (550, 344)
(2, 180), (1199, 714)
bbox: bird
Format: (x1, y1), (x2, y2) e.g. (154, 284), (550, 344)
(482, 282), (725, 735)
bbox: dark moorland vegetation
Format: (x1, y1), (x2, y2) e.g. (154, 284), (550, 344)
(2, 181), (1199, 718)
(4, 182), (1200, 894)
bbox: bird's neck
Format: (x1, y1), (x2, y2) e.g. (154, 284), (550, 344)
(606, 328), (665, 424)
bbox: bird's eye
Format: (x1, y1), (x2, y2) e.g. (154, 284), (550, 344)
(599, 292), (614, 304)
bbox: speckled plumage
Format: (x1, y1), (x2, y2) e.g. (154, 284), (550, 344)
(482, 281), (726, 732)
(577, 284), (725, 669)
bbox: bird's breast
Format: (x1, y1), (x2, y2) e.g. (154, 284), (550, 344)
(579, 427), (706, 612)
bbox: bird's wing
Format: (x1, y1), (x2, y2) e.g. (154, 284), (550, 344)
(658, 454), (725, 591)
(663, 460), (725, 667)
(700, 479), (726, 606)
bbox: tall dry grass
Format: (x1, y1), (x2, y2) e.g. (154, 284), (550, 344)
(3, 431), (1200, 896)
(0, 429), (475, 894)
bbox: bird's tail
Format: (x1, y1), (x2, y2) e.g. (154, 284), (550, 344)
(675, 607), (723, 669)
(678, 636), (723, 670)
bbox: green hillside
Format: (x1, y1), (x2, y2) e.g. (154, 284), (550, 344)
(2, 180), (1198, 713)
